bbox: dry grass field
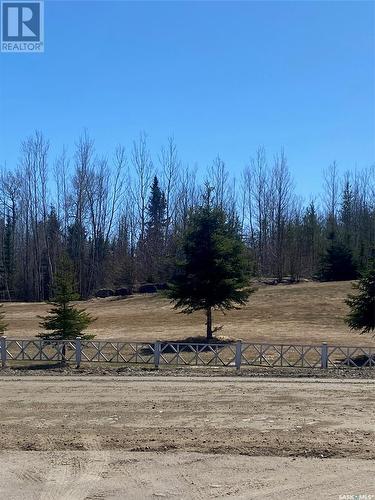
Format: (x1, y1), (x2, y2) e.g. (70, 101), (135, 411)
(3, 280), (375, 347)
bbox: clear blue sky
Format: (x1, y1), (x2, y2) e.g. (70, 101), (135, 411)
(0, 0), (374, 199)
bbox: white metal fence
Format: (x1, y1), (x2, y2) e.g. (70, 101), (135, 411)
(0, 336), (374, 369)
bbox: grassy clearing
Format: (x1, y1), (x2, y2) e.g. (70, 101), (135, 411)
(2, 280), (374, 346)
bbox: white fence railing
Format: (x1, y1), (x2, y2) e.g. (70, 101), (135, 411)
(0, 336), (374, 369)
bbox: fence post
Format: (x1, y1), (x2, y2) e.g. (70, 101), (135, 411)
(1, 336), (7, 368)
(76, 337), (82, 368)
(154, 340), (161, 369)
(235, 340), (242, 371)
(321, 342), (328, 369)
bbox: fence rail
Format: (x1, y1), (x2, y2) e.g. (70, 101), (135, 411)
(0, 336), (374, 369)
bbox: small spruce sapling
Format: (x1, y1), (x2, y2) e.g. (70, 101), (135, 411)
(38, 257), (96, 363)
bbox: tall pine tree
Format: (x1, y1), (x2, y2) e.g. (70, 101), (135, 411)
(144, 176), (167, 282)
(168, 186), (254, 341)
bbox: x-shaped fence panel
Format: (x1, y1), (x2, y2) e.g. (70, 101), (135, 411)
(328, 346), (375, 368)
(158, 342), (236, 366)
(80, 341), (155, 364)
(5, 339), (76, 362)
(241, 343), (322, 368)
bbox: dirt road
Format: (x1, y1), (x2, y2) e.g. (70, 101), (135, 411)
(0, 376), (374, 499)
(2, 451), (374, 500)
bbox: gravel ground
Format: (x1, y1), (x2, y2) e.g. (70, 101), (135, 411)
(1, 364), (375, 378)
(1, 451), (374, 500)
(1, 374), (374, 498)
(0, 375), (374, 458)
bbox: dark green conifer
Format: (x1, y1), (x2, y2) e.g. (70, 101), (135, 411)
(168, 185), (254, 340)
(345, 257), (375, 334)
(38, 257), (95, 361)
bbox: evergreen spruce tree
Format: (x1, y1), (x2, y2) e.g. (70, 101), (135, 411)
(67, 221), (88, 297)
(43, 207), (62, 300)
(38, 257), (95, 361)
(340, 180), (353, 248)
(319, 240), (358, 281)
(0, 304), (8, 335)
(302, 201), (321, 276)
(168, 186), (254, 341)
(144, 176), (167, 281)
(345, 257), (375, 334)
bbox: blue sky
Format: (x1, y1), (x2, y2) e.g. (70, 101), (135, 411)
(0, 0), (374, 199)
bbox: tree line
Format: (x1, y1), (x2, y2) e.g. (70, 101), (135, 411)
(2, 185), (372, 347)
(0, 131), (374, 302)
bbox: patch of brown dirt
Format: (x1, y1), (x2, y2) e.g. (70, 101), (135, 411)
(0, 376), (374, 460)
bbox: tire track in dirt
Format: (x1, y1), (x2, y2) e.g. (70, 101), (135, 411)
(38, 438), (110, 500)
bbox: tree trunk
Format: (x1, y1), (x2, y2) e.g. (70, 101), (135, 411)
(206, 307), (213, 341)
